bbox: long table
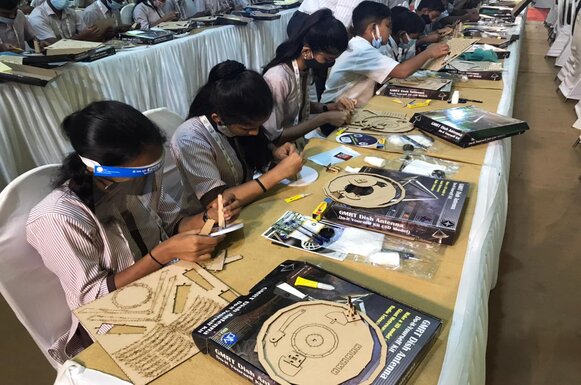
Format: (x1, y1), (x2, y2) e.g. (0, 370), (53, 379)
(70, 12), (527, 385)
(0, 10), (295, 190)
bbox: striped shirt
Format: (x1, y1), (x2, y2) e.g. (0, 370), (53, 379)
(170, 116), (248, 210)
(29, 1), (85, 40)
(82, 0), (122, 28)
(0, 10), (36, 50)
(26, 182), (182, 363)
(133, 1), (164, 30)
(263, 63), (309, 142)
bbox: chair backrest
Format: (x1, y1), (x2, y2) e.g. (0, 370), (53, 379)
(143, 107), (185, 203)
(120, 3), (136, 25)
(0, 164), (70, 370)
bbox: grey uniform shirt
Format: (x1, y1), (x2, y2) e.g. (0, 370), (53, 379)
(26, 183), (181, 363)
(82, 0), (122, 27)
(133, 1), (164, 30)
(29, 1), (85, 40)
(0, 10), (35, 49)
(263, 63), (309, 142)
(170, 116), (248, 210)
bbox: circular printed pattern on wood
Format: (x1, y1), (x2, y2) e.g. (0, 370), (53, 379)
(324, 173), (406, 209)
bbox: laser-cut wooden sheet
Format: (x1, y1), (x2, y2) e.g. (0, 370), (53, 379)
(422, 38), (481, 71)
(74, 261), (231, 385)
(256, 301), (388, 385)
(343, 109), (414, 134)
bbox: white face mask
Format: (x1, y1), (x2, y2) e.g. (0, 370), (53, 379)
(217, 123), (236, 138)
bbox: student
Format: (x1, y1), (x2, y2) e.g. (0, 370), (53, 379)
(0, 0), (37, 51)
(28, 0), (104, 42)
(287, 0), (363, 36)
(415, 0), (453, 45)
(133, 0), (177, 30)
(26, 101), (237, 363)
(263, 9), (355, 143)
(82, 0), (125, 31)
(322, 1), (449, 106)
(381, 6), (425, 61)
(171, 60), (304, 209)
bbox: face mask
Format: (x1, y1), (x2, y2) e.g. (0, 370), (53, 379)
(217, 123), (236, 138)
(0, 16), (15, 25)
(51, 0), (73, 10)
(372, 25), (382, 49)
(399, 33), (415, 50)
(106, 0), (124, 10)
(421, 15), (432, 25)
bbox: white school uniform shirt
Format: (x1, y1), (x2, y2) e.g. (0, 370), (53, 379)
(133, 1), (164, 30)
(0, 10), (35, 50)
(263, 62), (309, 142)
(298, 0), (388, 28)
(29, 1), (85, 40)
(379, 35), (401, 61)
(321, 36), (399, 106)
(82, 0), (121, 27)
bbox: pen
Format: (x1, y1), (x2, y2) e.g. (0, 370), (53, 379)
(375, 83), (388, 95)
(295, 276), (335, 291)
(284, 193), (312, 203)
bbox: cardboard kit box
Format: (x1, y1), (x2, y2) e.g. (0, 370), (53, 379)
(193, 260), (442, 385)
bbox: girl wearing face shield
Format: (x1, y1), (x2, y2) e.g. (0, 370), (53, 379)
(133, 0), (178, 30)
(262, 8), (357, 143)
(26, 101), (238, 363)
(171, 60), (304, 209)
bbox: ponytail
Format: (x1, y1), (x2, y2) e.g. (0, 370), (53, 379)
(263, 8), (348, 74)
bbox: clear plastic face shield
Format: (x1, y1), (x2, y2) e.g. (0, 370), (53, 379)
(79, 152), (169, 257)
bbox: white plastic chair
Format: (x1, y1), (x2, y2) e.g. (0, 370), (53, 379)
(547, 0), (576, 57)
(120, 3), (135, 25)
(558, 4), (581, 99)
(143, 107), (184, 203)
(573, 101), (581, 129)
(0, 164), (70, 371)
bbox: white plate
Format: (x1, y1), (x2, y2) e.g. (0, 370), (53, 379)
(280, 166), (318, 187)
(209, 222), (244, 237)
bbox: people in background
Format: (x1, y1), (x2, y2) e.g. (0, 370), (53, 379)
(82, 0), (125, 31)
(29, 0), (104, 42)
(133, 0), (177, 30)
(415, 0), (454, 45)
(27, 101), (238, 363)
(263, 9), (355, 142)
(0, 0), (38, 51)
(380, 6), (425, 61)
(171, 60), (304, 209)
(322, 1), (449, 106)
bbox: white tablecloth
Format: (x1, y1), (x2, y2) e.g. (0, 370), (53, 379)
(437, 12), (526, 385)
(0, 10), (294, 190)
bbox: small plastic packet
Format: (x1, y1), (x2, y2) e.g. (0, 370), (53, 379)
(397, 153), (461, 178)
(384, 132), (439, 153)
(348, 236), (444, 280)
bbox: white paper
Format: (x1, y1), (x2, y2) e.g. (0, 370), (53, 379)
(307, 145), (360, 166)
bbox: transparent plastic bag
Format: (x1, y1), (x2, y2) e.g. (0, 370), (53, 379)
(397, 153), (461, 178)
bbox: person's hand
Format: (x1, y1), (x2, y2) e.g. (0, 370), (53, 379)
(426, 43), (450, 58)
(463, 10), (480, 22)
(334, 97), (357, 112)
(321, 110), (352, 127)
(104, 26), (116, 40)
(0, 42), (21, 52)
(161, 11), (178, 22)
(423, 33), (441, 44)
(206, 192), (241, 223)
(80, 25), (105, 41)
(437, 26), (453, 37)
(117, 24), (132, 33)
(153, 229), (223, 263)
(272, 142), (298, 161)
(273, 151), (303, 180)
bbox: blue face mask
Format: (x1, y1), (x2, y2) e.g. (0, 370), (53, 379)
(51, 0), (73, 10)
(372, 25), (382, 49)
(0, 16), (15, 25)
(106, 0), (124, 10)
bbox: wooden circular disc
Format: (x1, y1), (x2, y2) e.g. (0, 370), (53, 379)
(324, 173), (405, 209)
(256, 301), (387, 385)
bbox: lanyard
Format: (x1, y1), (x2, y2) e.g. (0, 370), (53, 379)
(291, 59), (309, 126)
(200, 116), (243, 184)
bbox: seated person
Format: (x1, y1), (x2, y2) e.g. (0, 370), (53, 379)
(29, 0), (104, 43)
(415, 0), (453, 45)
(322, 1), (449, 107)
(380, 6), (425, 61)
(82, 0), (128, 36)
(27, 100), (238, 363)
(17, 0), (33, 14)
(133, 0), (177, 30)
(0, 0), (38, 52)
(438, 0), (479, 26)
(262, 9), (355, 143)
(171, 60), (304, 209)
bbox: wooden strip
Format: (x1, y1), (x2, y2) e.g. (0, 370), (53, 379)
(217, 194), (225, 229)
(199, 219), (215, 236)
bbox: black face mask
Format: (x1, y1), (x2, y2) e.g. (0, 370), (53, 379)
(305, 58), (335, 70)
(421, 15), (433, 25)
